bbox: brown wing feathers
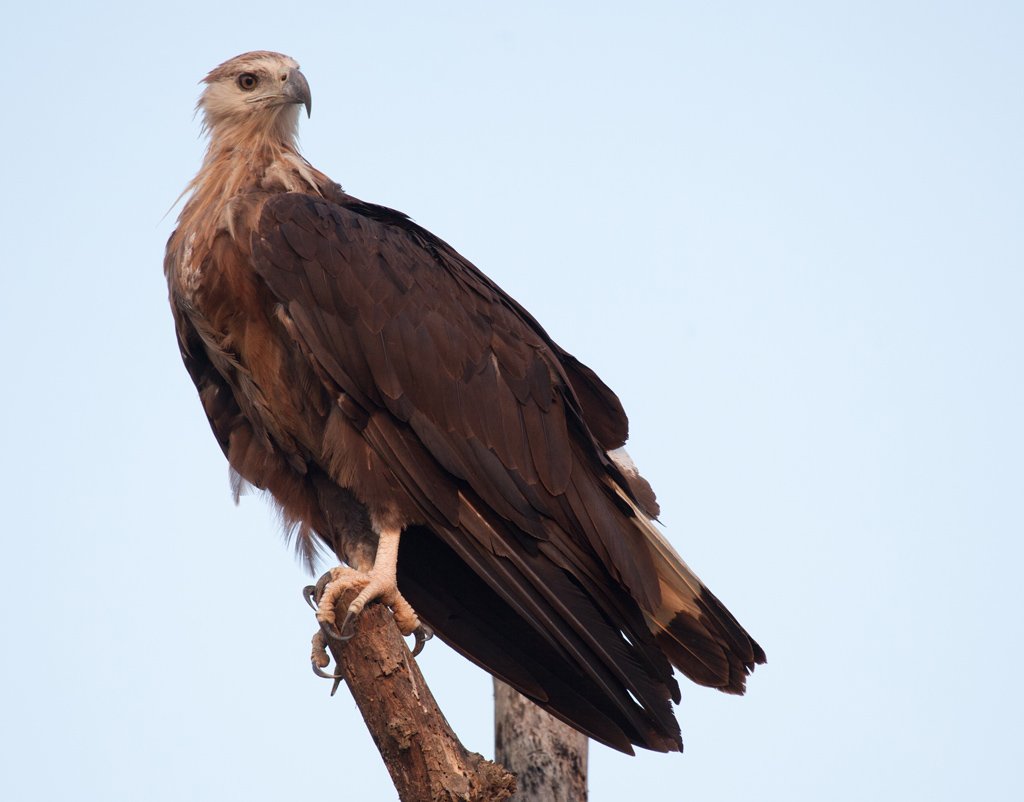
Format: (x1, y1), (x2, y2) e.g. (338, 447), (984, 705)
(398, 526), (670, 753)
(254, 196), (666, 601)
(247, 191), (763, 752)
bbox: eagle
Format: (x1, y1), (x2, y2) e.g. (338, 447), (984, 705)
(165, 51), (765, 755)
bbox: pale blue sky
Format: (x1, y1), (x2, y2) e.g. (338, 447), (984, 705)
(2, 2), (1021, 800)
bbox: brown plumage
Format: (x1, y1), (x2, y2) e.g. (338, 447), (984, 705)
(165, 51), (765, 754)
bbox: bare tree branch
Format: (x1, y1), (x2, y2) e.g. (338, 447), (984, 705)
(316, 592), (516, 802)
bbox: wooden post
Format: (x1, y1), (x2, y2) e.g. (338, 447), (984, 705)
(314, 589), (516, 802)
(494, 679), (588, 801)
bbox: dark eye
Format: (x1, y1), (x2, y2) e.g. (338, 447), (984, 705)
(237, 73), (259, 91)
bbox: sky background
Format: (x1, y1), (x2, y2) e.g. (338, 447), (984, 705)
(2, 2), (1021, 800)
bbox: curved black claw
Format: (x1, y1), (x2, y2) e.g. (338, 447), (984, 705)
(319, 618), (351, 643)
(336, 609), (359, 641)
(305, 570), (336, 610)
(313, 570), (334, 600)
(306, 572), (354, 642)
(411, 624), (434, 657)
(311, 660), (344, 682)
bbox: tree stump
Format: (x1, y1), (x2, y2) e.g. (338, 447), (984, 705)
(494, 679), (588, 801)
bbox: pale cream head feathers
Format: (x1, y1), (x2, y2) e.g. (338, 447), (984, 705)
(198, 51), (311, 141)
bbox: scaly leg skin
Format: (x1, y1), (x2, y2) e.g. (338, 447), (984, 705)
(307, 528), (433, 664)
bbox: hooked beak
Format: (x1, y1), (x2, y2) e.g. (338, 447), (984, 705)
(283, 68), (312, 117)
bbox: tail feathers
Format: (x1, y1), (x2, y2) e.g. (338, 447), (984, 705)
(642, 516), (765, 693)
(604, 464), (766, 694)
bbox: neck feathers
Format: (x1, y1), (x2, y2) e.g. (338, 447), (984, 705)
(174, 109), (327, 249)
(202, 102), (302, 153)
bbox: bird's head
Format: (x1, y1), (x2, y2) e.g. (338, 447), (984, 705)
(198, 51), (311, 143)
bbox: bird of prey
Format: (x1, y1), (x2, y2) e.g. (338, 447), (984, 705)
(165, 51), (765, 754)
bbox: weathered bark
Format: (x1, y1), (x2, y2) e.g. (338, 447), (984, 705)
(494, 679), (588, 802)
(317, 592), (516, 802)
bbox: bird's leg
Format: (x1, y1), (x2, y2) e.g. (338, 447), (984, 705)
(305, 528), (433, 688)
(312, 528), (426, 645)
